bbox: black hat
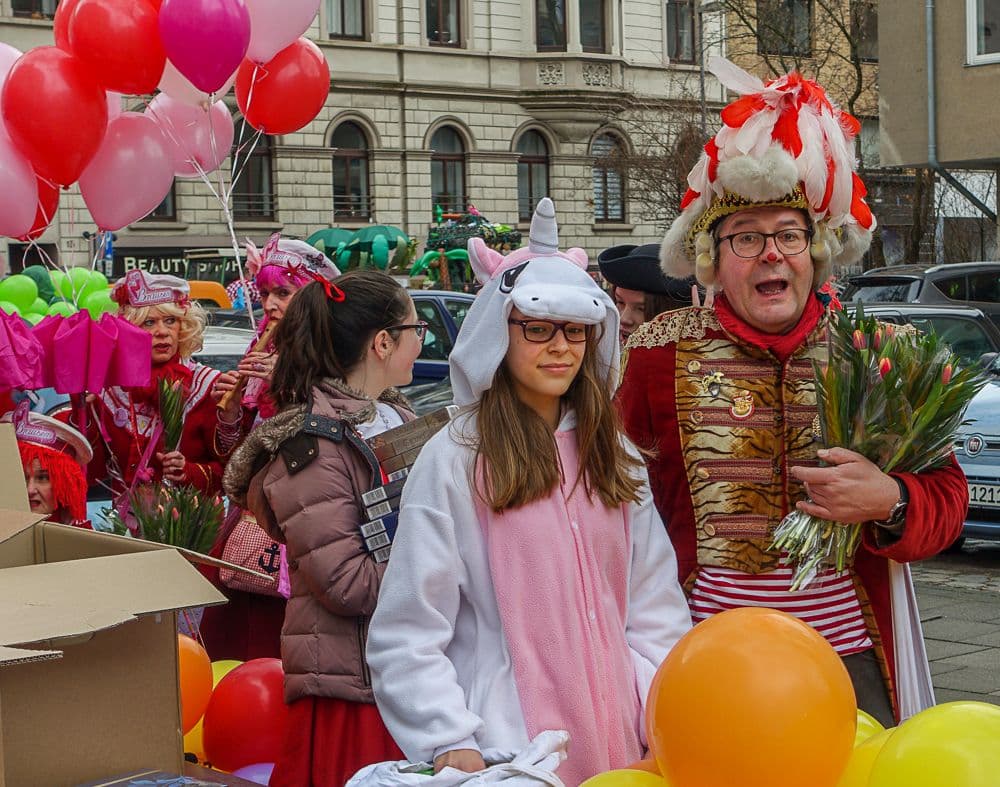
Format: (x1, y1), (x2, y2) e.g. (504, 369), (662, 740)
(597, 243), (696, 300)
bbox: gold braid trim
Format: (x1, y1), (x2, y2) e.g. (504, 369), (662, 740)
(625, 307), (722, 351)
(686, 186), (810, 258)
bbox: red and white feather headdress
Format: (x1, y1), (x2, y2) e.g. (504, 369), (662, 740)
(661, 58), (875, 287)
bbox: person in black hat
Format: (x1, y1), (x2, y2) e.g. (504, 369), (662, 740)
(597, 243), (703, 345)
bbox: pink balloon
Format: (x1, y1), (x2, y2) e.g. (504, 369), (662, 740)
(146, 94), (235, 178)
(79, 112), (174, 230)
(106, 91), (122, 121)
(158, 59), (237, 107)
(159, 0), (250, 93)
(0, 42), (22, 94)
(245, 0), (320, 64)
(0, 127), (38, 238)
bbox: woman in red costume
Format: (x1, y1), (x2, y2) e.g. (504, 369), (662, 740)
(4, 401), (93, 527)
(199, 233), (341, 662)
(82, 271), (241, 518)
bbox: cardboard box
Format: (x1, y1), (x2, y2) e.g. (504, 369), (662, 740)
(0, 424), (230, 786)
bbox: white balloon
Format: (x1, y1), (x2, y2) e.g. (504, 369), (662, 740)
(158, 59), (237, 108)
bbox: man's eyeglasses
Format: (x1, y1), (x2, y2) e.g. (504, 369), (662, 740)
(507, 319), (588, 343)
(387, 321), (429, 340)
(716, 227), (813, 259)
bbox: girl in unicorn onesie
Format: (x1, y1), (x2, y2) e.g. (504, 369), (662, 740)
(367, 199), (692, 785)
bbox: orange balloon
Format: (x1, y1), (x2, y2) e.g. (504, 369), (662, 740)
(624, 759), (661, 775)
(646, 608), (856, 787)
(177, 634), (214, 735)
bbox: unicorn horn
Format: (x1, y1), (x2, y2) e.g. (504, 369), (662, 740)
(528, 197), (559, 254)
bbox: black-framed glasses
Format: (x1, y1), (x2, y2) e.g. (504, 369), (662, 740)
(507, 318), (589, 343)
(716, 227), (813, 259)
(387, 320), (429, 340)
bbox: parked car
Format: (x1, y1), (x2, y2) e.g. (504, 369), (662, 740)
(954, 353), (1000, 541)
(842, 261), (1000, 327)
(857, 303), (1000, 369)
(410, 290), (474, 384)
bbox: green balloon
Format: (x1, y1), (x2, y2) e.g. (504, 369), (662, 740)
(51, 270), (73, 299)
(79, 270), (110, 301)
(28, 298), (48, 315)
(0, 301), (21, 316)
(22, 312), (45, 326)
(83, 290), (117, 319)
(22, 265), (55, 303)
(0, 275), (38, 311)
(68, 266), (91, 296)
(47, 301), (77, 317)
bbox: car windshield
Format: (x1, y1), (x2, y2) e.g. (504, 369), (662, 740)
(908, 316), (997, 367)
(842, 281), (916, 302)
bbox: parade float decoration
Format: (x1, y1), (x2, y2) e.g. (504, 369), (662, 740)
(410, 205), (522, 290)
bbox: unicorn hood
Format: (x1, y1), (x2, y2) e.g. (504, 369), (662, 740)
(449, 198), (619, 406)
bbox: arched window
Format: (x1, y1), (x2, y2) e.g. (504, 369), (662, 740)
(232, 131), (275, 220)
(331, 121), (371, 219)
(430, 126), (466, 215)
(591, 133), (626, 223)
(516, 131), (549, 221)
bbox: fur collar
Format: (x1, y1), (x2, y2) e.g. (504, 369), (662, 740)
(222, 379), (412, 505)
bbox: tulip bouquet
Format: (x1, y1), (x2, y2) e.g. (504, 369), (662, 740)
(772, 305), (988, 589)
(108, 485), (223, 554)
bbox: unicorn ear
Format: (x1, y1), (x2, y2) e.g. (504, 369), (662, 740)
(564, 248), (589, 270)
(468, 237), (505, 283)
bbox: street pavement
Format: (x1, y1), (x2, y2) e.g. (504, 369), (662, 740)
(912, 539), (1000, 706)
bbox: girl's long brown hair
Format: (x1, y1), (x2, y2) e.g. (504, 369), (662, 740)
(474, 332), (645, 512)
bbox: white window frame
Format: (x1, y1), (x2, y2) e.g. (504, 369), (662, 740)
(966, 0), (1000, 65)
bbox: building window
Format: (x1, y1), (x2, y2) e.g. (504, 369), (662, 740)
(580, 0), (606, 52)
(427, 0), (460, 46)
(12, 0), (58, 19)
(969, 0), (1000, 61)
(141, 181), (177, 221)
(536, 0), (567, 51)
(859, 118), (880, 169)
(756, 0), (812, 57)
(516, 131), (550, 221)
(851, 0), (877, 62)
(591, 133), (626, 223)
(331, 121), (371, 220)
(430, 126), (467, 215)
(326, 0), (364, 39)
(233, 132), (275, 220)
(666, 0), (696, 63)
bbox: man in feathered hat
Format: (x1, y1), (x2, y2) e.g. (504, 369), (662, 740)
(616, 59), (968, 725)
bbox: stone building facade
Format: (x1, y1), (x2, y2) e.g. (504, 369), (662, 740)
(0, 0), (727, 279)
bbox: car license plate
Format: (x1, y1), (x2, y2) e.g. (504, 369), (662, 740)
(969, 483), (1000, 509)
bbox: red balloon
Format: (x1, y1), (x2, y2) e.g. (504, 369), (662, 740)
(17, 177), (60, 241)
(235, 38), (329, 135)
(1, 48), (107, 187)
(53, 0), (83, 51)
(68, 0), (165, 95)
(201, 658), (289, 773)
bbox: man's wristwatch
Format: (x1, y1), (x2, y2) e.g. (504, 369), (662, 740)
(873, 477), (909, 530)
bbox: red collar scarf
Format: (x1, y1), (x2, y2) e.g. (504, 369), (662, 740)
(714, 292), (825, 362)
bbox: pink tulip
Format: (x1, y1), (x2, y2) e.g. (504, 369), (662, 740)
(873, 328), (883, 350)
(852, 329), (867, 350)
(942, 364), (953, 385)
(879, 357), (892, 378)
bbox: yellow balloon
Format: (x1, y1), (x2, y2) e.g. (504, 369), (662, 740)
(183, 716), (205, 763)
(211, 659), (242, 686)
(581, 770), (668, 787)
(837, 730), (892, 787)
(855, 709), (887, 746)
(868, 702), (1000, 787)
